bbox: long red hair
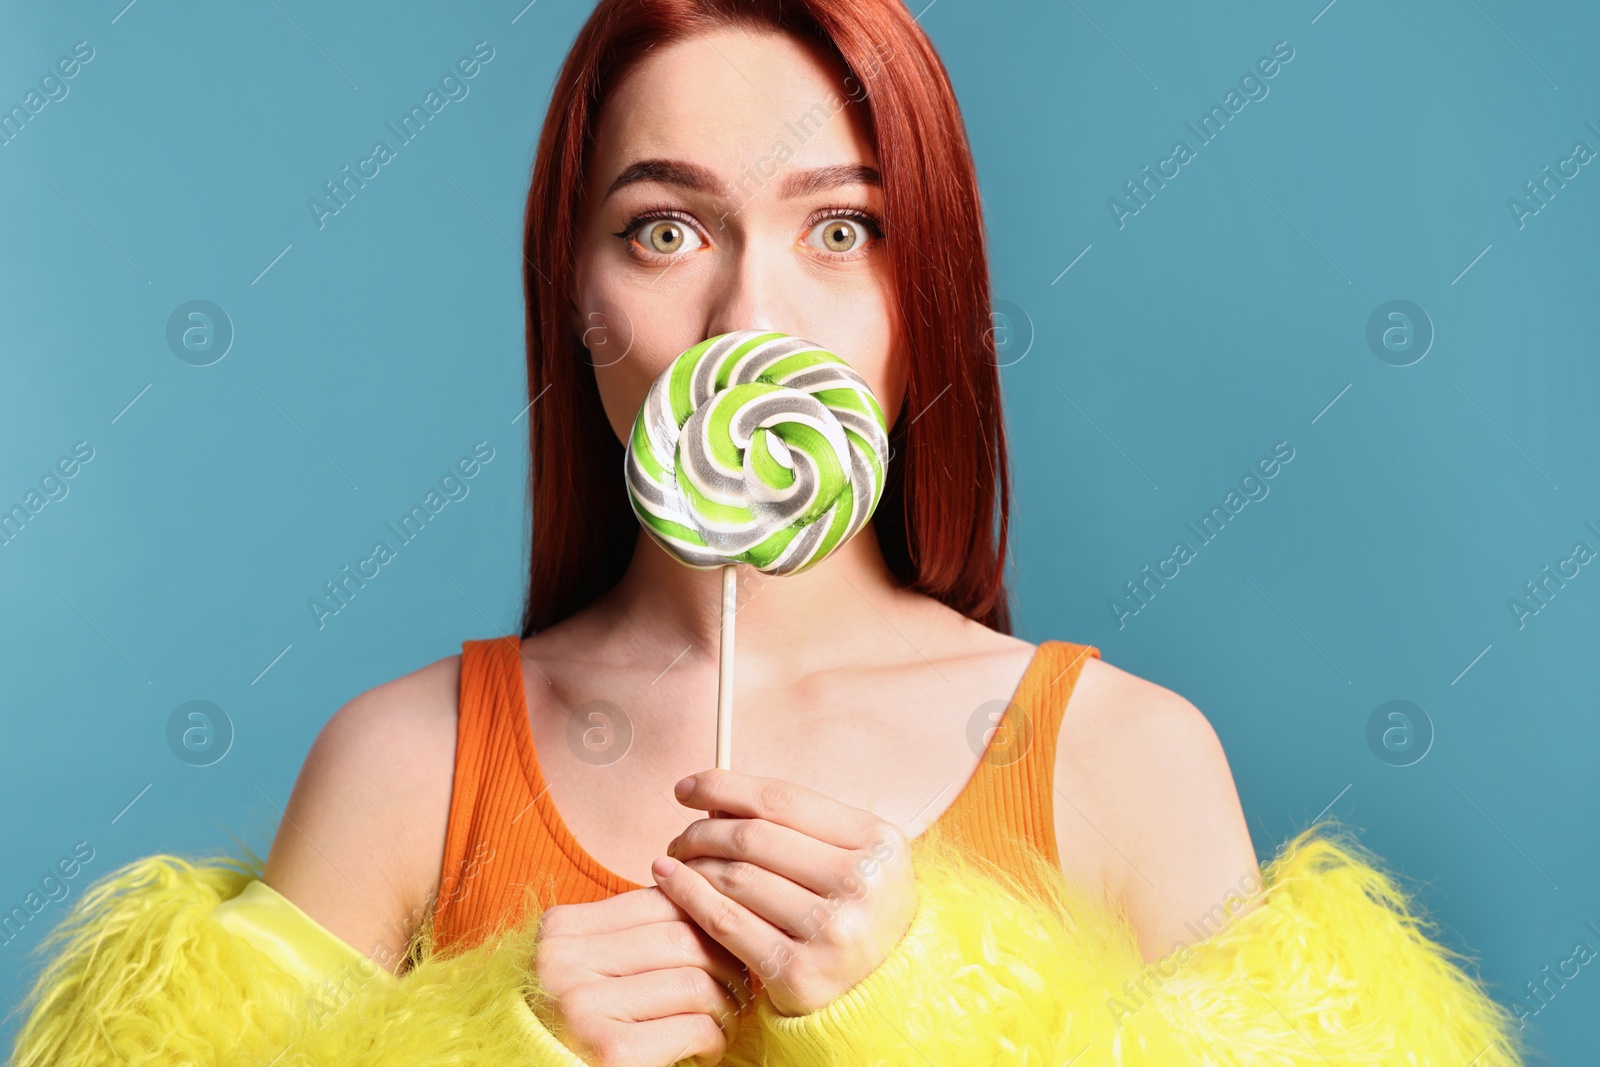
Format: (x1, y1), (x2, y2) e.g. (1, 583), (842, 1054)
(519, 0), (1014, 636)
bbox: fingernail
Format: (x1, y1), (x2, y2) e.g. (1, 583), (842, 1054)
(652, 855), (678, 877)
(674, 775), (696, 798)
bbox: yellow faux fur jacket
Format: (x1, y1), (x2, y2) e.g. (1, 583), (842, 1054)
(8, 820), (1525, 1066)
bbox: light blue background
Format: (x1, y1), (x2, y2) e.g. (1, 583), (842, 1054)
(2, 0), (1595, 1060)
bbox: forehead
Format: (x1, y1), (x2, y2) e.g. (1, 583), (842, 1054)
(590, 28), (877, 192)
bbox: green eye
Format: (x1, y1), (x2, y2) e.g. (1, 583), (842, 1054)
(617, 212), (706, 257)
(804, 214), (879, 255)
(646, 220), (681, 253)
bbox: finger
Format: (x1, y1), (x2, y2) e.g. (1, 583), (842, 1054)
(683, 855), (837, 942)
(537, 886), (692, 937)
(605, 965), (743, 1025)
(652, 855), (791, 973)
(675, 769), (882, 849)
(572, 919), (752, 999)
(671, 816), (861, 898)
(616, 1013), (730, 1067)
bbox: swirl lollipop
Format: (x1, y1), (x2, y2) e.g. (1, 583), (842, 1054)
(624, 329), (891, 768)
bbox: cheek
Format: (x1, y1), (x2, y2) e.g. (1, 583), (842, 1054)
(870, 321), (908, 430)
(816, 283), (903, 430)
(833, 253), (901, 425)
(576, 271), (684, 446)
(590, 337), (670, 446)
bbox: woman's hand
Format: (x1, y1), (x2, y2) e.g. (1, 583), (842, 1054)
(649, 769), (919, 1017)
(532, 886), (752, 1067)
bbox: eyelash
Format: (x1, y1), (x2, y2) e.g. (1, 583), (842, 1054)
(611, 202), (885, 260)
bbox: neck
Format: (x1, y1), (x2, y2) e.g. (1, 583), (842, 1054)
(595, 522), (910, 681)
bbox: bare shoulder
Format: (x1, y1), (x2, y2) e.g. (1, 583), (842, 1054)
(1054, 656), (1260, 961)
(261, 651), (461, 974)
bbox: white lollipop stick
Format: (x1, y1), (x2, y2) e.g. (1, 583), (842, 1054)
(717, 562), (736, 772)
(622, 330), (890, 799)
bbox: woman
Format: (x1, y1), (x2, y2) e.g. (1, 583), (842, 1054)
(10, 1), (1526, 1065)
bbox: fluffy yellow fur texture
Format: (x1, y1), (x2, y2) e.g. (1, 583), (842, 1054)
(734, 820), (1528, 1065)
(7, 821), (1526, 1066)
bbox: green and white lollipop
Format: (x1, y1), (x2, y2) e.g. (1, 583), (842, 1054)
(624, 329), (890, 576)
(623, 329), (891, 768)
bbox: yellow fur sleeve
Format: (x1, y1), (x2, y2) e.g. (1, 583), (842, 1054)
(8, 827), (1529, 1066)
(737, 822), (1529, 1066)
(6, 853), (586, 1066)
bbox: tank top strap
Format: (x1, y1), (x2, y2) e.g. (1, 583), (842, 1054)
(435, 634), (641, 954)
(431, 635), (541, 951)
(930, 640), (1101, 882)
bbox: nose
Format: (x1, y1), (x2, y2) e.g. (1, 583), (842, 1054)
(702, 241), (793, 340)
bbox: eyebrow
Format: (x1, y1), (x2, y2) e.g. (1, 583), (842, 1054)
(603, 158), (881, 202)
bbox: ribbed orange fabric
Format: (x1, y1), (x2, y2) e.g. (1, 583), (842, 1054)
(430, 634), (1101, 954)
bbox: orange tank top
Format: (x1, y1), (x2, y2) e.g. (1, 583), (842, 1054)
(429, 634), (1101, 954)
